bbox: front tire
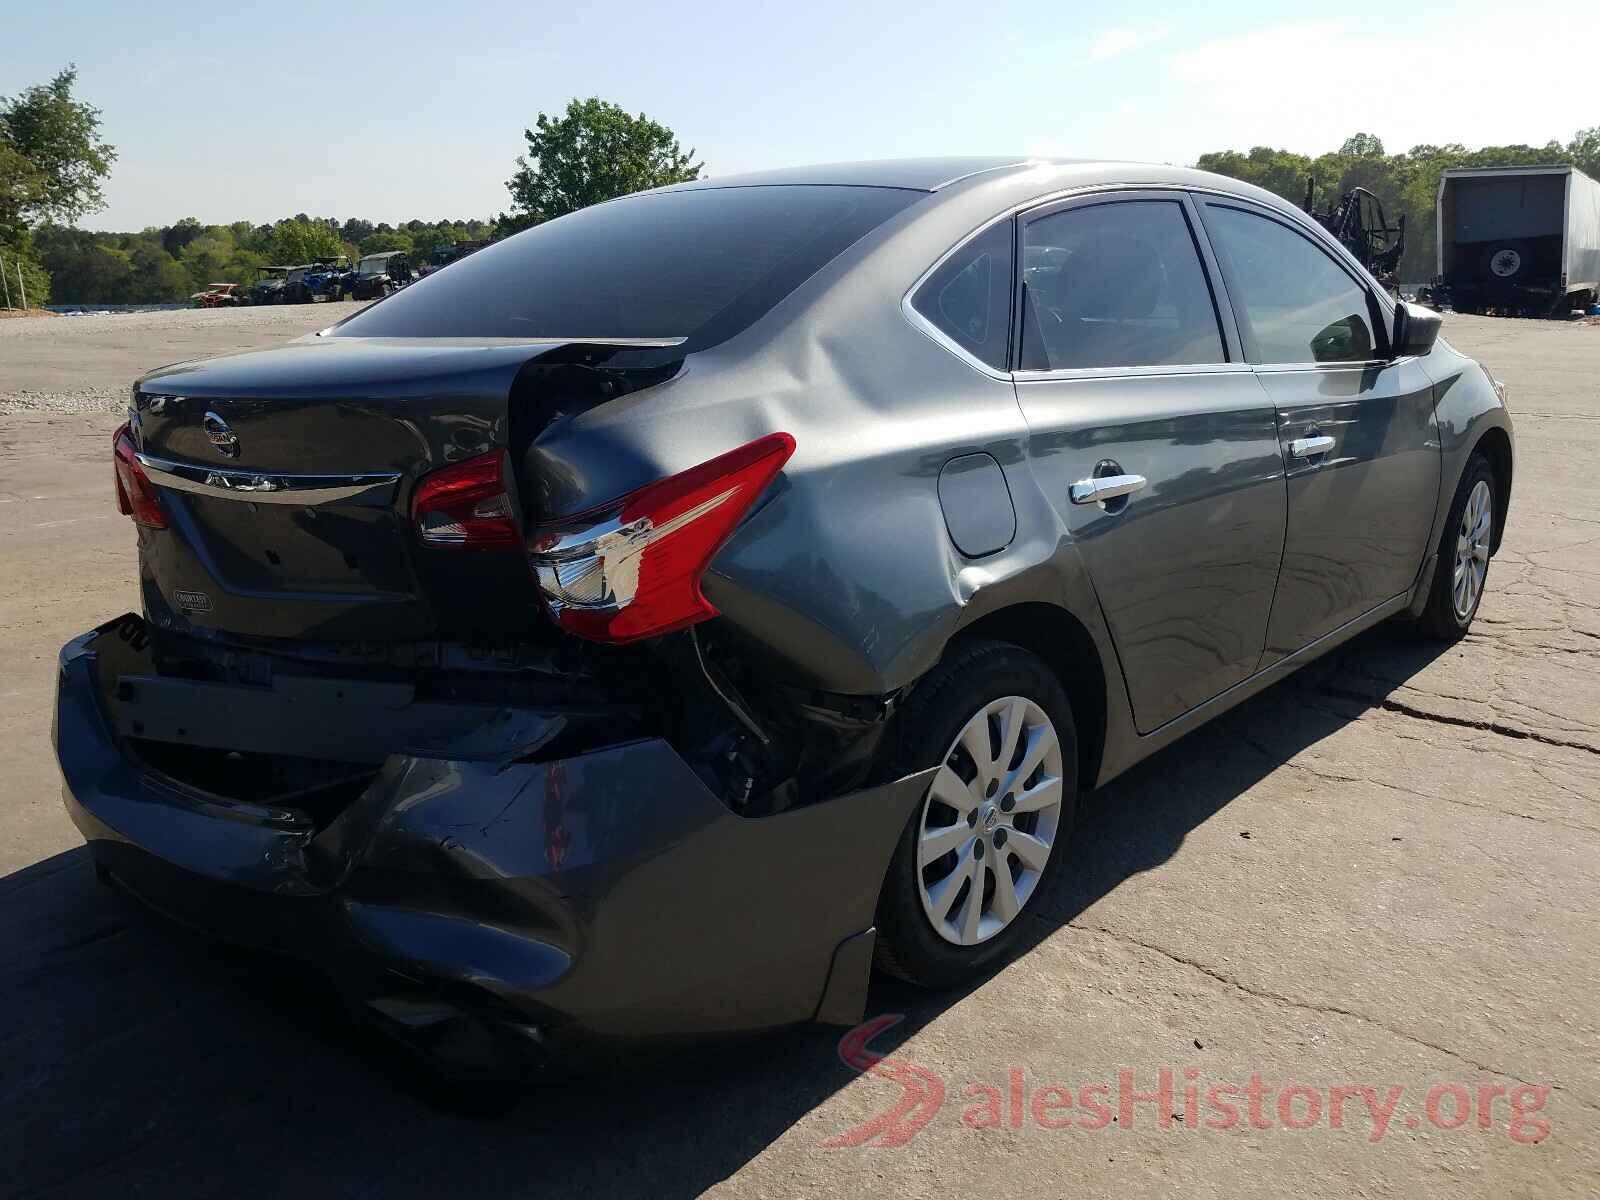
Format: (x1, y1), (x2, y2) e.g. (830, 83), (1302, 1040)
(875, 640), (1077, 988)
(1414, 453), (1497, 640)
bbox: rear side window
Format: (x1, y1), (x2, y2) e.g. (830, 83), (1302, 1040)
(911, 219), (1015, 371)
(1203, 204), (1378, 364)
(332, 185), (920, 350)
(1019, 200), (1226, 371)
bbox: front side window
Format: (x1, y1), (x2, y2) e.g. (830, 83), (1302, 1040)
(332, 185), (920, 351)
(1019, 200), (1226, 371)
(911, 219), (1014, 370)
(1203, 204), (1378, 364)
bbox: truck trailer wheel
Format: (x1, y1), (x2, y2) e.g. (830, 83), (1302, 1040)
(1484, 244), (1526, 281)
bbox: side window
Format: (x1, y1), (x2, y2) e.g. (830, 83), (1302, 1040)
(1018, 200), (1225, 371)
(1204, 204), (1378, 364)
(911, 219), (1014, 371)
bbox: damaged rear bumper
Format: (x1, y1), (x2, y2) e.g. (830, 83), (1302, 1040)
(54, 616), (930, 1070)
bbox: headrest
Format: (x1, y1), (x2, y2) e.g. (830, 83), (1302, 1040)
(1059, 233), (1165, 320)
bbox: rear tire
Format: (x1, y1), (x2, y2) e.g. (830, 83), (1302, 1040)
(1413, 453), (1497, 640)
(874, 639), (1077, 989)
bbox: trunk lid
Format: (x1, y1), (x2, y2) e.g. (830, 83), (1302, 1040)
(131, 337), (679, 644)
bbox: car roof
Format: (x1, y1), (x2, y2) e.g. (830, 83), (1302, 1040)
(666, 157), (1037, 193)
(657, 157), (1301, 211)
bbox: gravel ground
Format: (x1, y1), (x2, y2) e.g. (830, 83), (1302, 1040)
(1, 309), (1597, 1198)
(0, 301), (363, 416)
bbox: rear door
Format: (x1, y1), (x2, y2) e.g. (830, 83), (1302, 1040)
(1012, 192), (1286, 732)
(1196, 198), (1439, 663)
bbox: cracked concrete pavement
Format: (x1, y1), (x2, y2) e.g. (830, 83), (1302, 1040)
(0, 310), (1596, 1197)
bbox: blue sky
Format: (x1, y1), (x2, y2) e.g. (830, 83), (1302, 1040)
(6, 0), (1594, 230)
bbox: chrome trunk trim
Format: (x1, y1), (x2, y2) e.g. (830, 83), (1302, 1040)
(135, 454), (401, 507)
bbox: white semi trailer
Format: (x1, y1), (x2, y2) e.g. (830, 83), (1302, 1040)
(1437, 165), (1600, 316)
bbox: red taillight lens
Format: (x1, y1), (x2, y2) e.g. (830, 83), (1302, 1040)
(529, 432), (796, 644)
(411, 450), (519, 550)
(112, 423), (167, 529)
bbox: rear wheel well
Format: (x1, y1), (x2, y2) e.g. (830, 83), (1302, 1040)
(1473, 427), (1513, 552)
(947, 603), (1107, 793)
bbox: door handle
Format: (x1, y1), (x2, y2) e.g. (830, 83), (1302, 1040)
(1287, 435), (1335, 459)
(1069, 473), (1147, 505)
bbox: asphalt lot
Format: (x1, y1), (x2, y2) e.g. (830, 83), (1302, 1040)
(1, 307), (1597, 1198)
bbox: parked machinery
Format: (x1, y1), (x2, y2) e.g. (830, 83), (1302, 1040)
(242, 265), (290, 306)
(303, 256), (352, 302)
(189, 283), (243, 308)
(418, 239), (488, 277)
(1436, 166), (1600, 317)
(279, 258), (352, 304)
(1303, 178), (1407, 294)
(350, 251), (413, 300)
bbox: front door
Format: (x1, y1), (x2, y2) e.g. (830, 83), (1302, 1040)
(1012, 192), (1287, 733)
(1196, 199), (1440, 662)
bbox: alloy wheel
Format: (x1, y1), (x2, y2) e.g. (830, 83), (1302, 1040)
(916, 695), (1065, 946)
(1453, 479), (1493, 620)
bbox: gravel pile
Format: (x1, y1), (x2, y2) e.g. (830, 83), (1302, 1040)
(0, 302), (353, 343)
(0, 302), (362, 416)
(0, 386), (130, 416)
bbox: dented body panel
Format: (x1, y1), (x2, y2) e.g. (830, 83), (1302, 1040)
(56, 618), (932, 1056)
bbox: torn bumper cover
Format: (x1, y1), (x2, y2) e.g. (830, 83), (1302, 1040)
(54, 617), (931, 1068)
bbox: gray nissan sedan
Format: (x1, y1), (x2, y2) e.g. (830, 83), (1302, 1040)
(58, 157), (1511, 1078)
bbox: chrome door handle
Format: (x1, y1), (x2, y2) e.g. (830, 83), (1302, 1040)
(1069, 473), (1147, 505)
(1287, 435), (1335, 459)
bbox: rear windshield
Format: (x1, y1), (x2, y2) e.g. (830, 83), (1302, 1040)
(331, 184), (920, 348)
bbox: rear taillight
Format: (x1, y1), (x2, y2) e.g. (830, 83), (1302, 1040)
(411, 450), (519, 550)
(112, 423), (167, 529)
(529, 432), (796, 644)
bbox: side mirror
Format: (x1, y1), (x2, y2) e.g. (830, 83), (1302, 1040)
(1391, 300), (1442, 359)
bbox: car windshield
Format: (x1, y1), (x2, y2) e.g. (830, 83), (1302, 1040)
(331, 184), (921, 348)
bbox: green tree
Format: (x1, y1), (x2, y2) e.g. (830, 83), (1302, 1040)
(409, 225), (464, 258)
(161, 216), (205, 257)
(359, 230), (413, 255)
(0, 142), (46, 235)
(179, 228), (238, 290)
(128, 238), (190, 301)
(75, 243), (134, 303)
(504, 97), (701, 230)
(1569, 127), (1600, 180)
(268, 217), (344, 264)
(1197, 129), (1600, 281)
(0, 142), (49, 305)
(224, 247), (265, 281)
(0, 234), (50, 305)
(1340, 133), (1385, 159)
(0, 65), (116, 226)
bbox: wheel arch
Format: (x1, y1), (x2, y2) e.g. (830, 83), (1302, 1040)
(1473, 425), (1513, 553)
(947, 601), (1108, 794)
